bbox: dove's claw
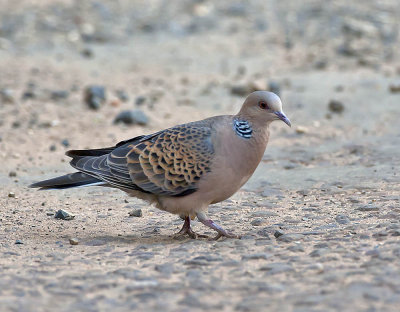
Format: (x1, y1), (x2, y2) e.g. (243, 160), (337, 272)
(174, 216), (209, 239)
(197, 212), (240, 239)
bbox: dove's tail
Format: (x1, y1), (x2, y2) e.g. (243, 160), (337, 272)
(29, 172), (106, 190)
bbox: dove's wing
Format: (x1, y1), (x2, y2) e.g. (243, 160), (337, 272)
(68, 121), (215, 197)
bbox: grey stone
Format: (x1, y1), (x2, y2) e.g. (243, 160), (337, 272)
(242, 253), (272, 260)
(259, 262), (293, 274)
(310, 248), (330, 257)
(54, 209), (75, 220)
(15, 239), (23, 244)
(277, 233), (303, 242)
(357, 204), (380, 212)
(0, 88), (15, 103)
(335, 214), (350, 224)
(114, 110), (149, 126)
(128, 209), (143, 217)
(328, 100), (344, 113)
(274, 230), (285, 238)
(61, 139), (70, 147)
(115, 90), (129, 102)
(9, 171), (17, 177)
(50, 90), (69, 100)
(69, 238), (79, 245)
(135, 96), (146, 106)
(84, 86), (106, 110)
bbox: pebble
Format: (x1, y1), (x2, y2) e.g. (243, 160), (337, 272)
(84, 85), (106, 110)
(335, 214), (350, 224)
(8, 192), (16, 198)
(128, 209), (143, 217)
(389, 84), (400, 93)
(115, 90), (129, 102)
(328, 100), (345, 113)
(50, 90), (69, 100)
(287, 244), (305, 252)
(61, 139), (70, 147)
(49, 144), (56, 151)
(242, 253), (272, 260)
(15, 240), (23, 245)
(251, 218), (266, 226)
(114, 110), (149, 126)
(259, 263), (294, 274)
(230, 84), (252, 96)
(274, 230), (285, 238)
(0, 88), (15, 103)
(9, 171), (17, 177)
(295, 126), (308, 134)
(54, 209), (75, 220)
(135, 96), (147, 106)
(357, 204), (379, 212)
(277, 233), (303, 242)
(69, 238), (79, 245)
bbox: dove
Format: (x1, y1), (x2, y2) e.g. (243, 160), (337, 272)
(30, 91), (291, 239)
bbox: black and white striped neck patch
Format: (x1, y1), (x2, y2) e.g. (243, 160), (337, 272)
(233, 119), (253, 139)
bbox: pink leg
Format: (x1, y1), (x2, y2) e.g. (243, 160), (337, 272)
(174, 216), (208, 239)
(196, 212), (241, 240)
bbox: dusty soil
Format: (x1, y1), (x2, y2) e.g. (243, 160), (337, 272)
(1, 1), (400, 311)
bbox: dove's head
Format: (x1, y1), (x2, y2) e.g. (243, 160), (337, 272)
(238, 91), (291, 127)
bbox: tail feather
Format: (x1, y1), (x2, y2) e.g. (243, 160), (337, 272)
(30, 172), (105, 190)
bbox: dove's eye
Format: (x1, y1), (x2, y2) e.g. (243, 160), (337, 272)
(258, 101), (269, 110)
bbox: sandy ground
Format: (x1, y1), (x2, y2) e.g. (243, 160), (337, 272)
(1, 1), (400, 311)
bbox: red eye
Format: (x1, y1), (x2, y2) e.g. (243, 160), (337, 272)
(259, 101), (269, 109)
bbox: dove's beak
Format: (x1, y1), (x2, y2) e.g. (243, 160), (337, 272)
(274, 111), (291, 127)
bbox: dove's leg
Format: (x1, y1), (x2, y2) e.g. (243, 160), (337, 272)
(196, 212), (241, 239)
(174, 216), (208, 239)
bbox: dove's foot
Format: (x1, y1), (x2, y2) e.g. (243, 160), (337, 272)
(196, 212), (241, 240)
(174, 216), (209, 239)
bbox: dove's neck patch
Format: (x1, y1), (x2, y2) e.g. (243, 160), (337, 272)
(233, 119), (252, 139)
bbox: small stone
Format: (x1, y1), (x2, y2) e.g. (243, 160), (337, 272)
(256, 228), (271, 238)
(50, 90), (69, 100)
(230, 84), (252, 96)
(114, 110), (149, 126)
(115, 90), (129, 102)
(8, 192), (15, 198)
(9, 171), (17, 177)
(0, 88), (15, 103)
(391, 229), (400, 236)
(328, 100), (344, 113)
(287, 244), (305, 252)
(81, 48), (94, 58)
(259, 262), (293, 274)
(389, 84), (400, 93)
(274, 230), (285, 238)
(277, 233), (303, 242)
(335, 214), (350, 224)
(49, 144), (56, 151)
(357, 204), (379, 212)
(54, 209), (75, 220)
(128, 209), (143, 217)
(251, 218), (265, 226)
(135, 96), (146, 106)
(15, 240), (23, 245)
(310, 248), (329, 257)
(61, 139), (70, 147)
(242, 253), (272, 260)
(84, 86), (106, 110)
(295, 126), (308, 134)
(69, 238), (79, 245)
